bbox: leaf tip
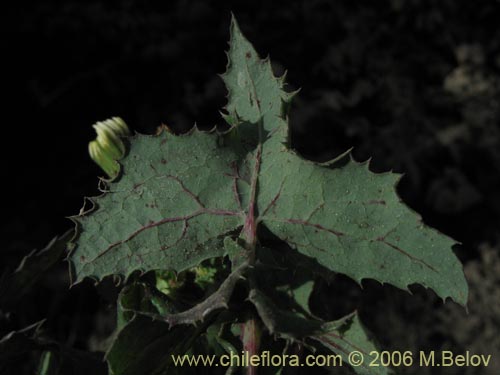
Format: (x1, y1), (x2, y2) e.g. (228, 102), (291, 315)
(229, 13), (245, 47)
(229, 12), (241, 34)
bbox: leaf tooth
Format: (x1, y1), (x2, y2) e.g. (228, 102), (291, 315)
(75, 196), (98, 217)
(354, 276), (365, 289)
(277, 69), (288, 85)
(263, 55), (273, 72)
(156, 124), (173, 134)
(404, 284), (414, 295)
(112, 274), (123, 287)
(97, 177), (111, 193)
(364, 156), (373, 170)
(220, 108), (243, 127)
(192, 122), (201, 133)
(318, 147), (353, 168)
(181, 123), (217, 136)
(282, 88), (301, 103)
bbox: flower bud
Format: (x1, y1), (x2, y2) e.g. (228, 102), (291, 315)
(89, 117), (130, 178)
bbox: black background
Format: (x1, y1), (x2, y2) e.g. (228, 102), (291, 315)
(2, 1), (500, 373)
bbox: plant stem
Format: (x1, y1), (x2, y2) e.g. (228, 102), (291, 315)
(241, 118), (264, 374)
(242, 317), (261, 375)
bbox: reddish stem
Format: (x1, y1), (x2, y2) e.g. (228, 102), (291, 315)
(242, 318), (261, 375)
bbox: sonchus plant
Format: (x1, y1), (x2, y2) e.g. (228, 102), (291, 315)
(69, 16), (467, 375)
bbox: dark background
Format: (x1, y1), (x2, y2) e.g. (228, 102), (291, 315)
(2, 1), (500, 374)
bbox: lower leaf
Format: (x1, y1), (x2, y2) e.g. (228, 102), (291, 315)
(309, 312), (394, 375)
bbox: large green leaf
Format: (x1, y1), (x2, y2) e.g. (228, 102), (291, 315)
(70, 16), (467, 305)
(69, 127), (247, 283)
(258, 153), (467, 304)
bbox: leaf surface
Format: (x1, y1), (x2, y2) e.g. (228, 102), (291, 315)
(70, 129), (245, 282)
(70, 16), (467, 305)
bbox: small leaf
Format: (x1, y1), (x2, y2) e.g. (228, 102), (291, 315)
(122, 262), (247, 327)
(108, 282), (199, 375)
(248, 289), (321, 340)
(0, 322), (43, 374)
(116, 282), (172, 330)
(309, 312), (393, 375)
(290, 281), (314, 316)
(252, 246), (318, 319)
(0, 321), (106, 375)
(106, 314), (199, 375)
(0, 230), (72, 311)
(248, 289), (392, 374)
(108, 269), (247, 375)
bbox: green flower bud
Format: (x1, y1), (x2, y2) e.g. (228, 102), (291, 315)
(102, 117), (129, 136)
(88, 117), (130, 178)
